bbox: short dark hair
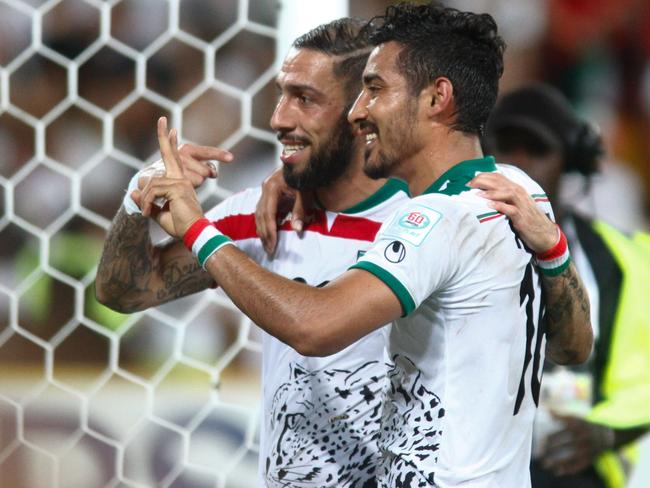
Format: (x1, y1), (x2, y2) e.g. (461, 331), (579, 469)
(369, 2), (506, 134)
(292, 18), (374, 106)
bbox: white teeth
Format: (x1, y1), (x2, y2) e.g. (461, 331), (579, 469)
(283, 144), (306, 156)
(365, 133), (378, 143)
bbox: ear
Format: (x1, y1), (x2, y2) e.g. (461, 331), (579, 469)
(420, 77), (454, 119)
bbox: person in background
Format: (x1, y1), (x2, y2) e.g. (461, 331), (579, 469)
(485, 82), (650, 488)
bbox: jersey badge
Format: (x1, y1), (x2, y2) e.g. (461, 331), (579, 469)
(383, 204), (442, 246)
(384, 241), (406, 263)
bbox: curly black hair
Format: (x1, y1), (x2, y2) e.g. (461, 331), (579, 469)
(293, 18), (375, 107)
(369, 2), (506, 134)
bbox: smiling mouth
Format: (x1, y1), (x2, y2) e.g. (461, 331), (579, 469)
(365, 133), (377, 145)
(282, 144), (306, 157)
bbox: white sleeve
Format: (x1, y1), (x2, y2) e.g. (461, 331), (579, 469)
(498, 163), (556, 222)
(350, 198), (457, 316)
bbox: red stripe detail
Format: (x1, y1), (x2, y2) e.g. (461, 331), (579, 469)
(479, 214), (505, 223)
(183, 218), (211, 250)
(214, 213), (258, 240)
(212, 210), (382, 242)
(534, 198), (550, 202)
(536, 225), (567, 260)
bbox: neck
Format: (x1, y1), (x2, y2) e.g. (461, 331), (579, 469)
(398, 129), (484, 196)
(315, 146), (386, 212)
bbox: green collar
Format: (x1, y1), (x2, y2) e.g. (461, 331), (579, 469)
(342, 178), (410, 214)
(423, 155), (497, 196)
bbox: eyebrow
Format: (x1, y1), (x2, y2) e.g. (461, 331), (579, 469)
(362, 73), (383, 85)
(276, 81), (325, 98)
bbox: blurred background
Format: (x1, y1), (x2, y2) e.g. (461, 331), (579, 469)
(0, 0), (648, 487)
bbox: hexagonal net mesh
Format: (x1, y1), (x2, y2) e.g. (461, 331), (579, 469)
(0, 0), (285, 486)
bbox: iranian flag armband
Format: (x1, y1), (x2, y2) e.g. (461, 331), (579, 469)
(535, 225), (571, 277)
(183, 218), (235, 269)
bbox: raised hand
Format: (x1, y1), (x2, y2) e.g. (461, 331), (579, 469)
(133, 117), (205, 238)
(174, 142), (234, 188)
(540, 414), (613, 476)
(255, 168), (314, 254)
(256, 169), (295, 254)
(133, 141), (233, 193)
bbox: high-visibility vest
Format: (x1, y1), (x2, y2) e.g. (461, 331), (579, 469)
(572, 217), (650, 488)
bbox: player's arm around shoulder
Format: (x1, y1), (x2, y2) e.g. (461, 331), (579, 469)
(469, 171), (593, 365)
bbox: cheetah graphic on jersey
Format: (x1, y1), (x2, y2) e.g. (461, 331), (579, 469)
(265, 361), (386, 487)
(378, 355), (443, 488)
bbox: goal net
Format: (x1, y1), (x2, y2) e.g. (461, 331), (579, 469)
(0, 0), (345, 486)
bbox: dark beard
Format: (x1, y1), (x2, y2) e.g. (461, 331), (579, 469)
(363, 149), (398, 180)
(282, 114), (355, 191)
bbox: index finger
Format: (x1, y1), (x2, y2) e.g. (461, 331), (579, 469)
(180, 143), (234, 163)
(157, 116), (183, 178)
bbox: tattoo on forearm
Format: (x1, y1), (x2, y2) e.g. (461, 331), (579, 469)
(97, 207), (211, 312)
(544, 263), (589, 329)
(542, 261), (592, 363)
(157, 259), (210, 301)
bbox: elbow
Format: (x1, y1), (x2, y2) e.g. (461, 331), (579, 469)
(552, 346), (590, 366)
(94, 281), (138, 314)
(572, 321), (595, 364)
(550, 323), (594, 366)
(94, 280), (110, 307)
(288, 317), (343, 357)
(294, 339), (338, 357)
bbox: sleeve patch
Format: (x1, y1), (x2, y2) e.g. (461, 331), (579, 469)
(382, 204), (443, 247)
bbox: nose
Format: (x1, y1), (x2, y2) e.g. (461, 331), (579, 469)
(347, 90), (368, 126)
(270, 95), (295, 133)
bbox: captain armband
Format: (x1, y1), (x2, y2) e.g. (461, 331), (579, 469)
(535, 224), (571, 277)
(183, 218), (235, 269)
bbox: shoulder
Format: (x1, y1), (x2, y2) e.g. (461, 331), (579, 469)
(205, 186), (261, 221)
(496, 163), (546, 196)
(379, 193), (474, 247)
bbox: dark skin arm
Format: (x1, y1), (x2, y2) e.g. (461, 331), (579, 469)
(135, 118), (402, 356)
(469, 173), (593, 365)
(541, 414), (648, 476)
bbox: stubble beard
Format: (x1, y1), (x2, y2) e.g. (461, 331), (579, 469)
(363, 147), (399, 180)
(363, 101), (418, 180)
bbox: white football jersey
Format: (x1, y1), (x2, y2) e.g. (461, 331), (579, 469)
(352, 157), (553, 488)
(205, 179), (410, 487)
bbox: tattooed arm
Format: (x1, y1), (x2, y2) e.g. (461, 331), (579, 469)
(542, 262), (593, 364)
(469, 172), (593, 365)
(96, 143), (234, 312)
(95, 207), (213, 313)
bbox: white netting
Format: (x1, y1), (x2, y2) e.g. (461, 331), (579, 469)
(0, 0), (285, 486)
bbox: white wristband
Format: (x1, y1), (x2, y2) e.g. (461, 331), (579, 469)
(123, 160), (167, 215)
